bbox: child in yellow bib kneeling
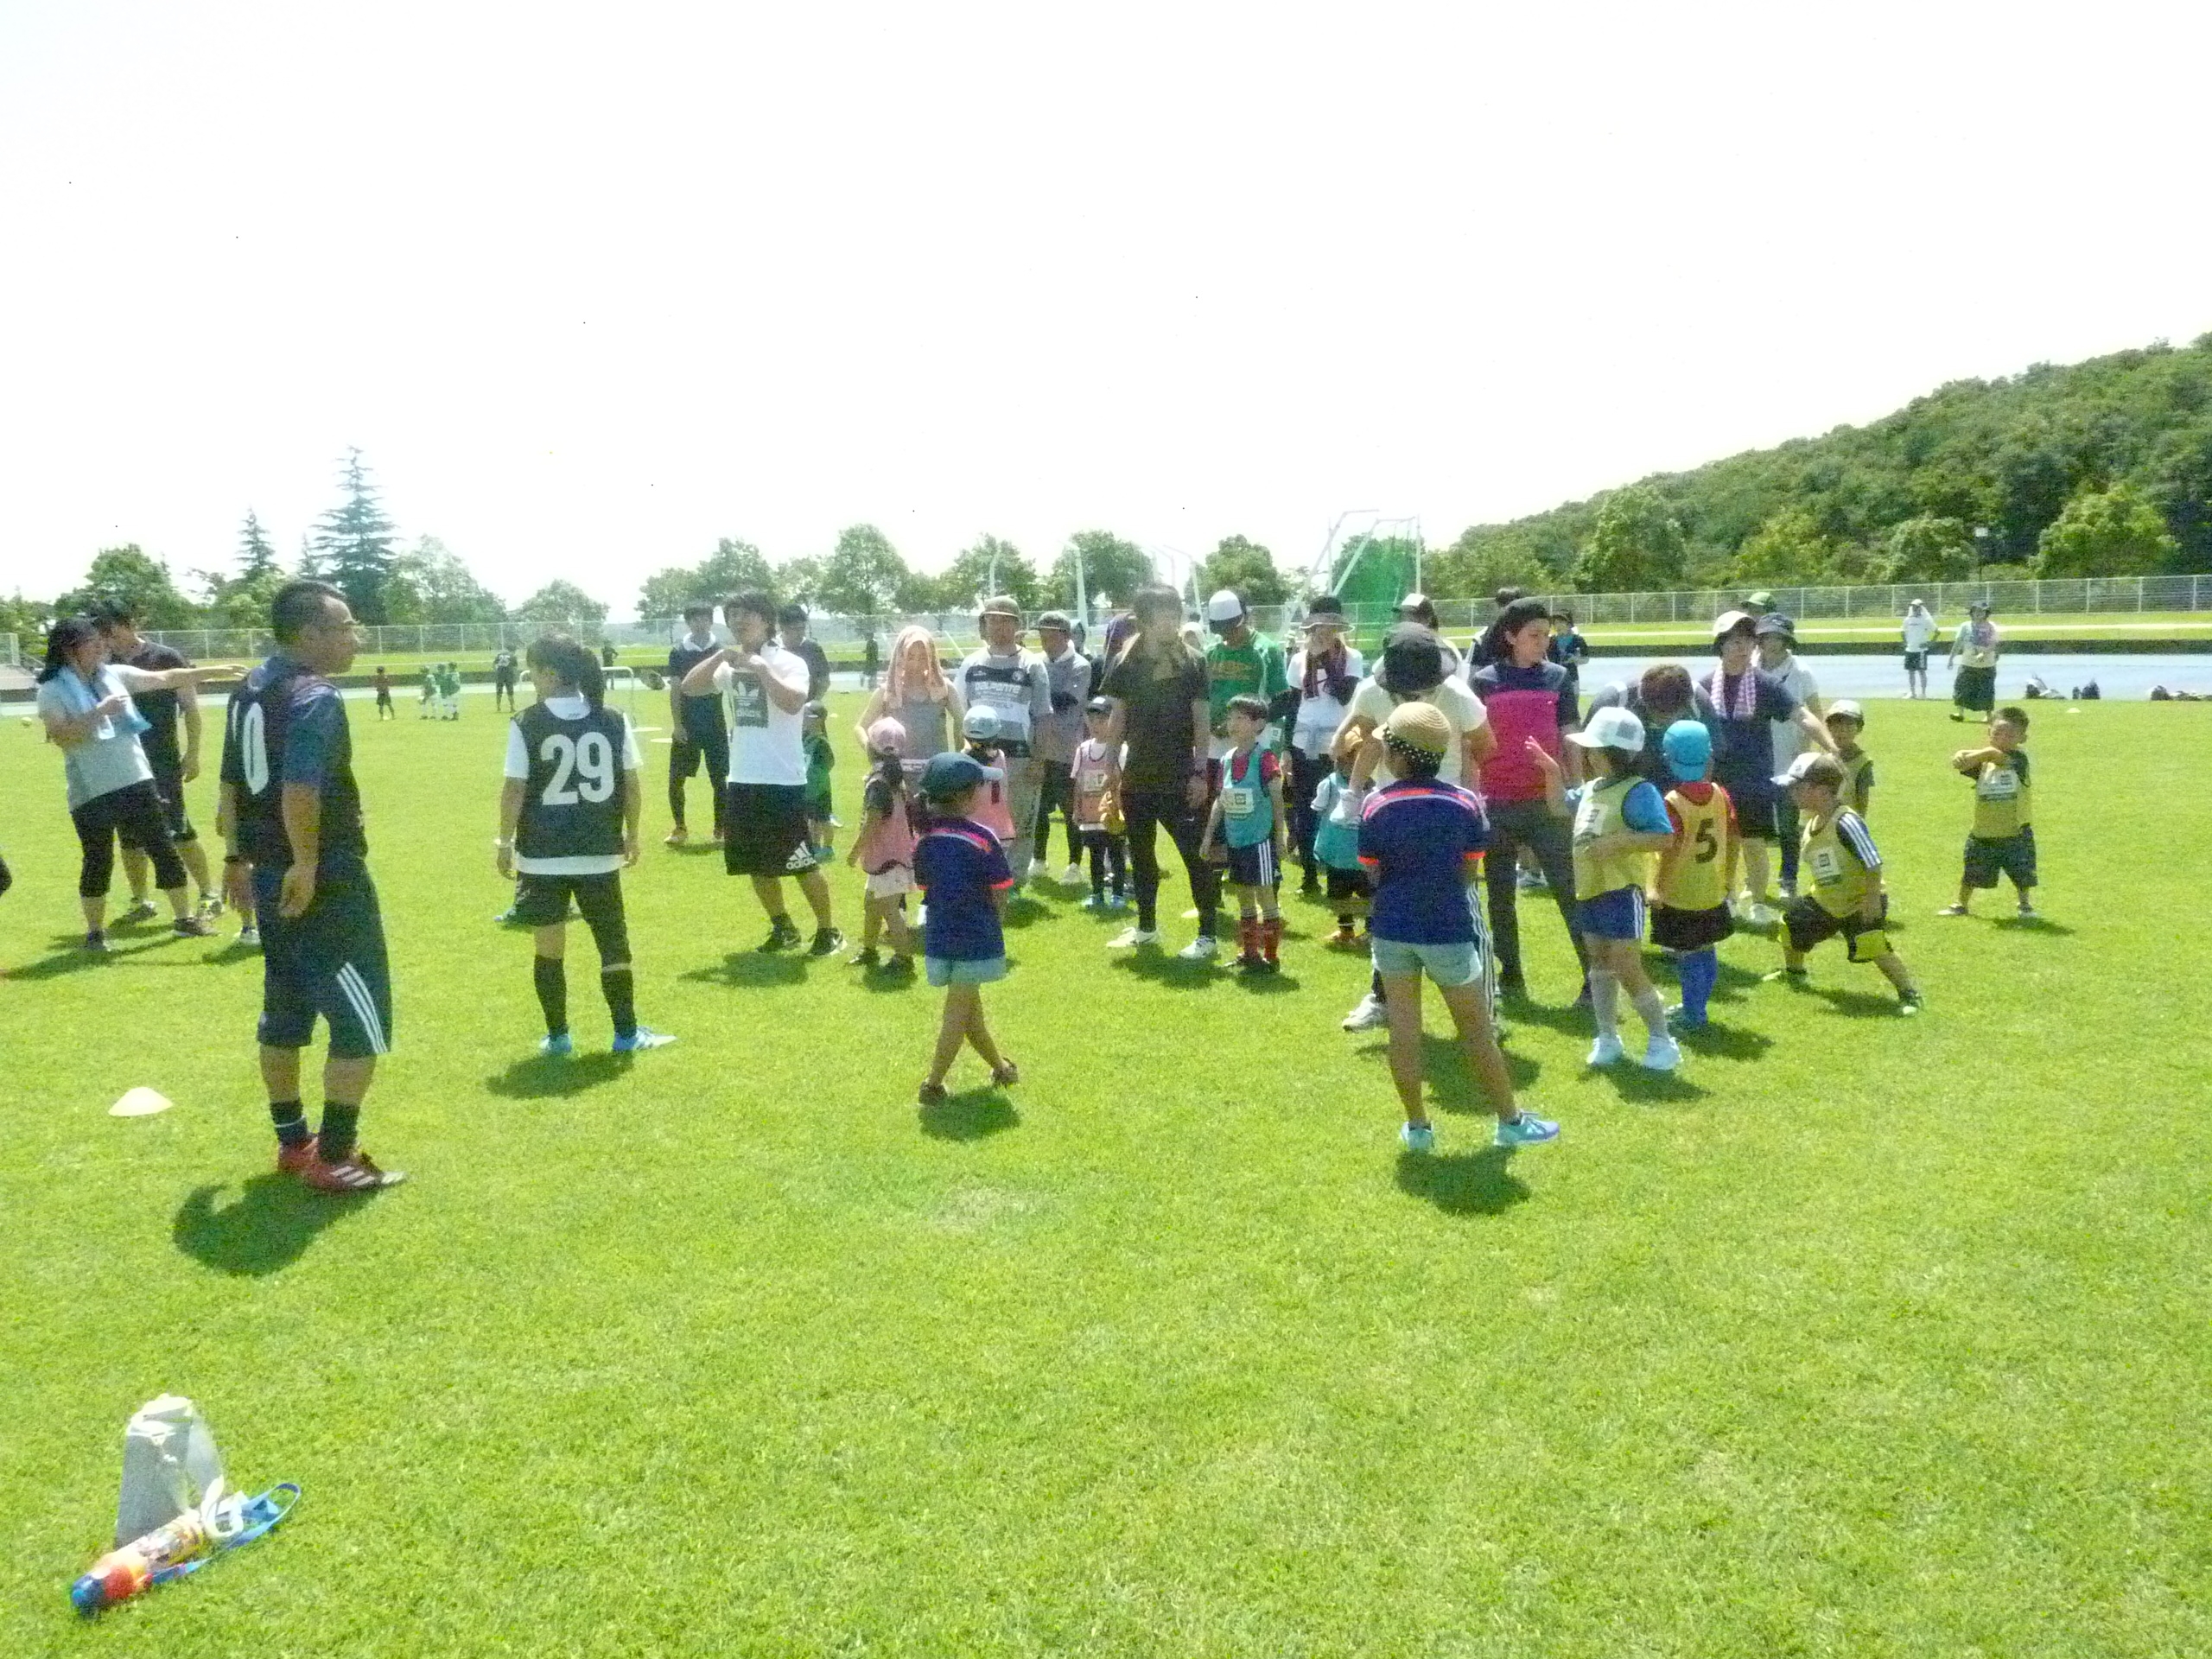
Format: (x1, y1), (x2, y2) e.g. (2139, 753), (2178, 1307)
(1769, 753), (1923, 1014)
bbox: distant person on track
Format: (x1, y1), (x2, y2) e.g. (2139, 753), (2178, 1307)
(498, 633), (673, 1057)
(94, 603), (222, 924)
(36, 616), (229, 949)
(1548, 610), (1589, 691)
(1901, 599), (1938, 698)
(664, 602), (730, 848)
(1948, 601), (2001, 721)
(219, 580), (404, 1191)
(681, 591), (842, 957)
(861, 632), (880, 690)
(373, 665), (395, 721)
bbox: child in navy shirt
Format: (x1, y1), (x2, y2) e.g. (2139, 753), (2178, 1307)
(1358, 702), (1559, 1155)
(912, 752), (1019, 1105)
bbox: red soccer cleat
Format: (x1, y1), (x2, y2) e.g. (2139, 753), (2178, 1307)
(300, 1148), (407, 1192)
(276, 1138), (318, 1176)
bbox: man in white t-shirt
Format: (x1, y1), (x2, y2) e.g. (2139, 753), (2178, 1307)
(1901, 599), (1937, 699)
(956, 595), (1053, 882)
(679, 590), (842, 955)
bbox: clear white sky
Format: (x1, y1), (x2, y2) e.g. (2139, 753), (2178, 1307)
(3, 1), (2206, 617)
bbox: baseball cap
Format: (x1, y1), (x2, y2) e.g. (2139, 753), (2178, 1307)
(1303, 592), (1346, 622)
(1035, 609), (1071, 632)
(1755, 612), (1796, 639)
(961, 704), (1000, 741)
(1711, 609), (1756, 639)
(1205, 588), (1246, 626)
(1376, 624), (1445, 695)
(1826, 698), (1865, 724)
(1382, 700), (1452, 756)
(865, 716), (907, 753)
(1774, 751), (1841, 789)
(1084, 695), (1113, 715)
(919, 751), (1001, 799)
(1568, 705), (1647, 754)
(1745, 590), (1776, 612)
(978, 594), (1022, 621)
(1661, 719), (1711, 782)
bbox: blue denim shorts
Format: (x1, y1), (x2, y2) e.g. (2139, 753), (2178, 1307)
(926, 955), (1008, 988)
(1370, 935), (1481, 988)
(1575, 886), (1646, 941)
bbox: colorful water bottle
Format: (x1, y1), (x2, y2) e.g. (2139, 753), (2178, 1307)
(71, 1510), (210, 1614)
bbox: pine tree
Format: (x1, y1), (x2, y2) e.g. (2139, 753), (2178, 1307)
(238, 510), (281, 582)
(312, 448), (399, 622)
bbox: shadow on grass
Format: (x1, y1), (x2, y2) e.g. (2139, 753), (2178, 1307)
(918, 1089), (1019, 1141)
(483, 1051), (630, 1099)
(1109, 951), (1220, 990)
(1493, 995), (1592, 1038)
(1812, 986), (1910, 1020)
(1396, 1146), (1529, 1217)
(855, 963), (924, 994)
(1001, 897), (1055, 931)
(173, 1174), (372, 1276)
(682, 952), (808, 988)
(1231, 969), (1300, 995)
(5, 933), (182, 980)
(1674, 1020), (1774, 1061)
(1599, 1063), (1709, 1103)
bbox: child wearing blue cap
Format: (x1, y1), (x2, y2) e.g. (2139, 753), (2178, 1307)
(1650, 719), (1738, 1030)
(912, 752), (1020, 1105)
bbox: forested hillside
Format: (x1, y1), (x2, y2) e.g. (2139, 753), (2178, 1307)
(1430, 335), (2212, 598)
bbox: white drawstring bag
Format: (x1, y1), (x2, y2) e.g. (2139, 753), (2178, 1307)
(115, 1395), (226, 1547)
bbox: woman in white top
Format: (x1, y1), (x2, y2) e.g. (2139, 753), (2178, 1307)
(853, 625), (963, 776)
(1948, 601), (2001, 721)
(1284, 596), (1365, 892)
(34, 616), (232, 949)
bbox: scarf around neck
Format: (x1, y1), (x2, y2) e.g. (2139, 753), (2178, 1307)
(1706, 662), (1759, 721)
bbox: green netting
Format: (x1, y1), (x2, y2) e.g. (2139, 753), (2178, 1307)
(1330, 537), (1419, 612)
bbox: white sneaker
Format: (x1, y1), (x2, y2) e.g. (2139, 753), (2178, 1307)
(1109, 926), (1160, 948)
(1586, 1033), (1626, 1066)
(1640, 1033), (1682, 1072)
(1342, 993), (1388, 1032)
(1028, 858), (1052, 881)
(1177, 935), (1218, 961)
(1060, 863), (1083, 886)
(237, 925), (260, 947)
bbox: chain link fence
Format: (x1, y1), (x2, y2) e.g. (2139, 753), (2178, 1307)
(102, 573), (2212, 664)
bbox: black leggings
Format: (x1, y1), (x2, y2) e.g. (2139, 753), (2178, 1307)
(1033, 762), (1082, 866)
(1081, 829), (1128, 897)
(668, 730), (730, 835)
(1122, 785), (1218, 933)
(0, 851), (12, 898)
(73, 781), (186, 899)
(1480, 798), (1587, 987)
(1287, 747), (1330, 876)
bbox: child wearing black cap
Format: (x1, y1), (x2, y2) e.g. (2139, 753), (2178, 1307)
(913, 752), (1020, 1105)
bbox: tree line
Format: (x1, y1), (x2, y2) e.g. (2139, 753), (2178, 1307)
(8, 334), (2208, 641)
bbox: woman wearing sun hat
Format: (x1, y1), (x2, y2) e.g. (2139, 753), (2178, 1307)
(1947, 601), (2001, 722)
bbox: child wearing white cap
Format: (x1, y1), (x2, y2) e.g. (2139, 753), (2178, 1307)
(1530, 706), (1682, 1071)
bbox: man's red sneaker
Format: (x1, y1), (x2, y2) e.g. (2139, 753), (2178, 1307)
(300, 1149), (407, 1192)
(276, 1138), (318, 1176)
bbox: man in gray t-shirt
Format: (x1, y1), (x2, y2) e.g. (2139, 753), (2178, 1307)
(1028, 610), (1093, 880)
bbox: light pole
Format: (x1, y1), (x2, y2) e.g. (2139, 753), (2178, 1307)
(1972, 524), (1990, 583)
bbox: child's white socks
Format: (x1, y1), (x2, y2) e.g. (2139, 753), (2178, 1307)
(1589, 970), (1620, 1037)
(1630, 985), (1669, 1039)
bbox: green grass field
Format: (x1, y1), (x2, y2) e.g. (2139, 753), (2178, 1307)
(3, 697), (2209, 1656)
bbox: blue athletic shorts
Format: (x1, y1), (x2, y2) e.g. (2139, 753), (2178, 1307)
(1576, 885), (1646, 941)
(1370, 934), (1481, 988)
(253, 855), (394, 1058)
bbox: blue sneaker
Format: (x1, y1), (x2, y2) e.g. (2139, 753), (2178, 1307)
(1399, 1121), (1436, 1154)
(1495, 1112), (1560, 1147)
(613, 1027), (677, 1053)
(538, 1033), (574, 1058)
